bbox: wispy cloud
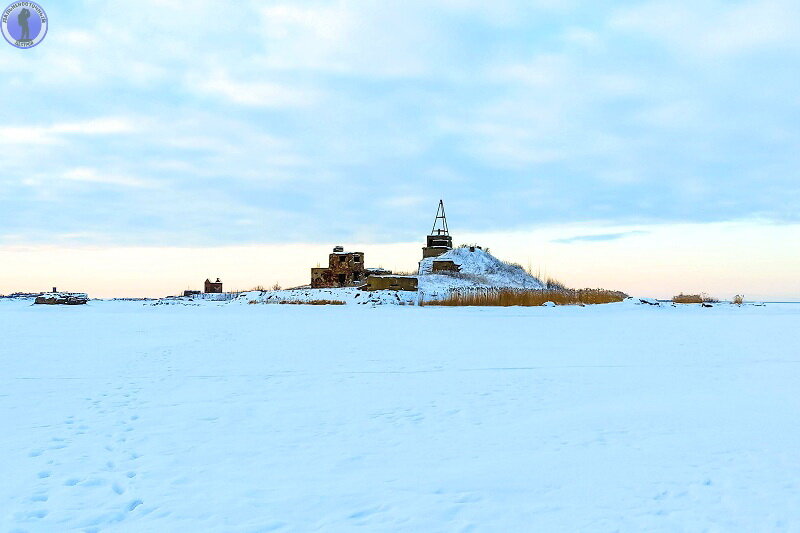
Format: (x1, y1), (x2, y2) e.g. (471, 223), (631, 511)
(0, 117), (137, 145)
(61, 168), (156, 188)
(553, 231), (649, 244)
(610, 0), (800, 56)
(191, 70), (320, 108)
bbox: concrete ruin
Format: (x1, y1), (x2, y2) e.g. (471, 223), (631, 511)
(363, 275), (418, 292)
(431, 259), (460, 273)
(311, 247), (366, 288)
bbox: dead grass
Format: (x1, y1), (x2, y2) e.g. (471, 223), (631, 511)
(733, 294), (744, 305)
(542, 277), (567, 290)
(672, 293), (719, 304)
(422, 288), (627, 307)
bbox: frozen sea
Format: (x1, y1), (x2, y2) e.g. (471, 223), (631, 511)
(1, 299), (799, 532)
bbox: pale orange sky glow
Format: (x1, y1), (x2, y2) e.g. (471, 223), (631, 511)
(3, 220), (798, 301)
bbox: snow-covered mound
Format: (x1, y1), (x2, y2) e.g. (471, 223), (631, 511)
(418, 247), (543, 300)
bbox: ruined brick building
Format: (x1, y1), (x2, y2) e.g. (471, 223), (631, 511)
(204, 278), (223, 293)
(311, 246), (366, 288)
(308, 201), (454, 291)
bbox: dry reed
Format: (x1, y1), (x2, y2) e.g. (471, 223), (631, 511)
(422, 288), (627, 307)
(672, 293), (719, 304)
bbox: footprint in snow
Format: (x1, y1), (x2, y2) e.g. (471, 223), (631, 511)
(127, 499), (143, 512)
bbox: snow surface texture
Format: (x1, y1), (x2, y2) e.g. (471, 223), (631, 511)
(2, 299), (799, 531)
(236, 287), (419, 306)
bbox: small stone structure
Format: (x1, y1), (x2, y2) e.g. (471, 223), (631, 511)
(431, 259), (460, 273)
(35, 292), (89, 305)
(311, 247), (366, 288)
(184, 290), (201, 297)
(205, 278), (223, 293)
(363, 275), (418, 292)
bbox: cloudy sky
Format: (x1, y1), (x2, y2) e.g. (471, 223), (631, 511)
(1, 0), (799, 298)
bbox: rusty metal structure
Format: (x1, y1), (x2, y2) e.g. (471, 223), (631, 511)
(422, 200), (453, 259)
(311, 247), (366, 288)
(204, 278), (223, 293)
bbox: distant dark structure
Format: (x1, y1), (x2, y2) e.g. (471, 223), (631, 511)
(205, 278), (223, 293)
(422, 200), (453, 259)
(184, 290), (201, 297)
(35, 292), (89, 305)
(311, 247), (366, 288)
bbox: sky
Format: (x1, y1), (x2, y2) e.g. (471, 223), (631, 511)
(1, 0), (799, 299)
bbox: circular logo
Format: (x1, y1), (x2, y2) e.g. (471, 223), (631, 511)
(2, 1), (47, 49)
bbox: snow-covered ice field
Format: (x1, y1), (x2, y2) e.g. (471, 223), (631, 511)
(2, 299), (799, 532)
